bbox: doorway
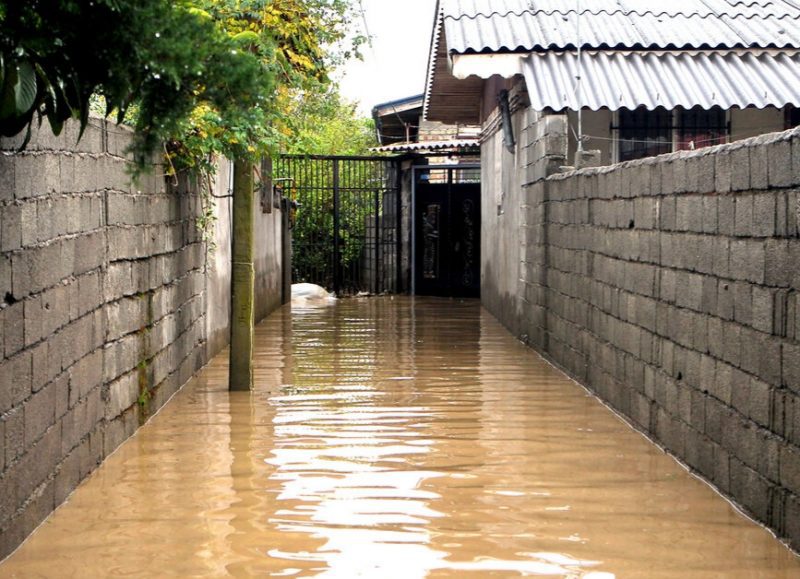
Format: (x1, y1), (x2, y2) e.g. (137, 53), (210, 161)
(413, 166), (480, 298)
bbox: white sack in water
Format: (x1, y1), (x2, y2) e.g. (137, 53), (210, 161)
(291, 283), (336, 307)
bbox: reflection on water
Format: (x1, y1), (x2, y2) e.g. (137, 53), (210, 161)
(1, 297), (798, 578)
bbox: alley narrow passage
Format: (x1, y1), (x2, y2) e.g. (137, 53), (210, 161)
(1, 298), (798, 578)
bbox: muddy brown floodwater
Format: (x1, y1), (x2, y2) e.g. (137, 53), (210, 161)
(1, 297), (799, 578)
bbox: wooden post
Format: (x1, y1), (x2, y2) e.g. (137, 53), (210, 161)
(229, 158), (255, 391)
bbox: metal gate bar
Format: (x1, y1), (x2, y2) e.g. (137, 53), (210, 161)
(274, 155), (402, 296)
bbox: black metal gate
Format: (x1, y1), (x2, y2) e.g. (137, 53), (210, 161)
(274, 155), (401, 296)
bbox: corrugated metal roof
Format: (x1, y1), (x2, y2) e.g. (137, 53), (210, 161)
(521, 49), (800, 110)
(424, 0), (800, 122)
(442, 0), (800, 52)
(446, 0), (800, 19)
(370, 139), (480, 153)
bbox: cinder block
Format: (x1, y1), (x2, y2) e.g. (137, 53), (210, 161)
(3, 300), (25, 357)
(105, 372), (138, 421)
(751, 287), (774, 334)
(75, 272), (102, 319)
(1, 204), (22, 252)
(696, 153), (714, 194)
(786, 492), (800, 552)
(701, 196), (718, 234)
(717, 282), (734, 321)
(785, 342), (800, 395)
(768, 139), (793, 189)
(658, 197), (676, 231)
(732, 282), (753, 326)
(23, 294), (44, 348)
(709, 238), (730, 279)
(730, 239), (765, 284)
(750, 145), (768, 190)
(3, 406), (24, 463)
(731, 146), (751, 191)
(74, 232), (106, 276)
(730, 457), (772, 522)
(59, 155), (76, 193)
(676, 196), (703, 232)
(722, 321), (743, 367)
(54, 445), (82, 505)
(20, 201), (37, 247)
(647, 162), (662, 195)
(0, 255), (11, 306)
(756, 334), (782, 387)
(67, 350), (103, 408)
(764, 239), (792, 287)
(714, 442), (731, 492)
(717, 195), (735, 236)
(0, 154), (15, 202)
(776, 192), (794, 237)
(779, 443), (800, 495)
(712, 360), (733, 404)
(23, 380), (56, 446)
(734, 195), (753, 237)
(60, 386), (102, 456)
(715, 151), (732, 193)
(53, 372), (69, 421)
(752, 194), (777, 237)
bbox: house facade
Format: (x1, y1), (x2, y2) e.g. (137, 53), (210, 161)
(425, 0), (800, 329)
(426, 0), (800, 165)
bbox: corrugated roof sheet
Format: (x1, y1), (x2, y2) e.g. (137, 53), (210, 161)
(370, 139), (480, 153)
(447, 0), (800, 19)
(521, 49), (800, 110)
(442, 0), (800, 52)
(425, 0), (800, 122)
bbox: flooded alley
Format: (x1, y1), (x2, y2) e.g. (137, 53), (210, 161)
(1, 298), (799, 578)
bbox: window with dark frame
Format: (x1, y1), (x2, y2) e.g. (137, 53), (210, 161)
(677, 106), (728, 151)
(617, 107), (672, 162)
(616, 106), (730, 162)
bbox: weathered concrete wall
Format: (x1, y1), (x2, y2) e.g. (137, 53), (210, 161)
(502, 127), (800, 549)
(254, 182), (285, 322)
(0, 120), (284, 558)
(205, 161), (233, 358)
(480, 79), (567, 341)
(204, 160), (286, 356)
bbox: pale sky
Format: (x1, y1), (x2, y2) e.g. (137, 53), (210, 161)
(336, 0), (438, 117)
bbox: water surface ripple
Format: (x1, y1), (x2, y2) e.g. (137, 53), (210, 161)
(1, 297), (798, 577)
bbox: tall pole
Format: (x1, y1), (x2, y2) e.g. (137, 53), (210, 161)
(229, 157), (255, 391)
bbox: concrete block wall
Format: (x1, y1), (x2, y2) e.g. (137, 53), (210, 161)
(516, 128), (800, 550)
(0, 120), (285, 558)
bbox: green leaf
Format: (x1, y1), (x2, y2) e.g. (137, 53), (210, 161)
(13, 61), (37, 116)
(232, 31), (260, 47)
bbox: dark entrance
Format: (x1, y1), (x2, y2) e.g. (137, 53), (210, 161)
(273, 155), (402, 296)
(415, 166), (481, 298)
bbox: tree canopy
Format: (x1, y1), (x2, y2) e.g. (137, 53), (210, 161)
(0, 0), (366, 166)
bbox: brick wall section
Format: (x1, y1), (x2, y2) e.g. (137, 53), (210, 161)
(0, 120), (209, 558)
(514, 128), (800, 550)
